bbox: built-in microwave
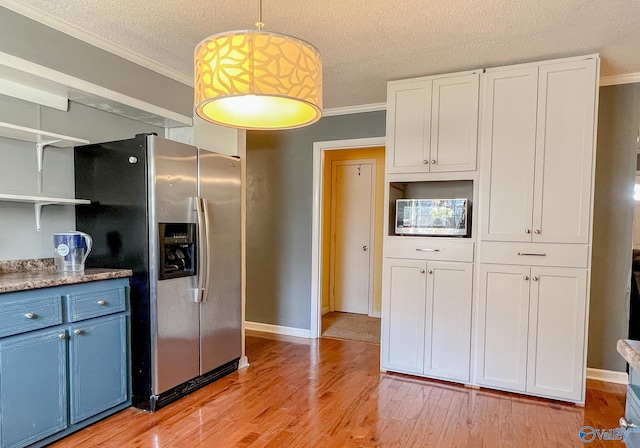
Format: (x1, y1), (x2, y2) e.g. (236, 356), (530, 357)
(395, 198), (469, 236)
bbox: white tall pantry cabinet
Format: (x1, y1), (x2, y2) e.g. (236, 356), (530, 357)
(381, 54), (599, 404)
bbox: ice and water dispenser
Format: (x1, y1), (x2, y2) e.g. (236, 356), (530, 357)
(158, 223), (196, 280)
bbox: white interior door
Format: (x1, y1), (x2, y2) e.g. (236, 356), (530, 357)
(330, 160), (375, 314)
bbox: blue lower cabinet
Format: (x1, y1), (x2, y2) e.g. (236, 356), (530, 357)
(0, 278), (131, 448)
(69, 314), (128, 424)
(0, 328), (67, 448)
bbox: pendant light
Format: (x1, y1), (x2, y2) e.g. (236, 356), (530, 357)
(194, 0), (323, 130)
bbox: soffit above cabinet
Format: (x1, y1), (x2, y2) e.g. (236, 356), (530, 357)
(0, 51), (192, 128)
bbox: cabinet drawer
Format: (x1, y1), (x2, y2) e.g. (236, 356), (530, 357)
(385, 237), (474, 262)
(0, 294), (63, 338)
(67, 286), (126, 322)
(479, 242), (588, 268)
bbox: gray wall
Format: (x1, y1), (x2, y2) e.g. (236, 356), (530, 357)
(0, 93), (162, 261)
(0, 7), (193, 117)
(246, 111), (386, 329)
(588, 84), (640, 371)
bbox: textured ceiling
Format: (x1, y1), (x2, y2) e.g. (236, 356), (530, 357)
(4, 0), (640, 110)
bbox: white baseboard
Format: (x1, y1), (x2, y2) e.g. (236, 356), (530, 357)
(245, 321), (311, 338)
(586, 367), (629, 384)
(369, 311), (381, 318)
(322, 307), (330, 315)
(238, 355), (250, 370)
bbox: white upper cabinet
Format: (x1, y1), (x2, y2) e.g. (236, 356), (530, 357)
(386, 72), (480, 174)
(480, 58), (598, 243)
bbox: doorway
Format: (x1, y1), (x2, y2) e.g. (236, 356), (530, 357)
(310, 137), (385, 342)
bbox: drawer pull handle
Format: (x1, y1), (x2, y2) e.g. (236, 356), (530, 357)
(97, 300), (106, 306)
(24, 312), (35, 319)
(74, 329), (83, 335)
(517, 252), (546, 257)
(416, 248), (440, 252)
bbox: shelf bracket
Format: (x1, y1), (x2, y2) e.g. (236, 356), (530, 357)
(35, 140), (62, 193)
(33, 201), (55, 232)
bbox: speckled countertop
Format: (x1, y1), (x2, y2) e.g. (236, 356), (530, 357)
(617, 339), (640, 372)
(0, 258), (132, 293)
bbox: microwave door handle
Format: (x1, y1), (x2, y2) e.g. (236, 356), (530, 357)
(416, 248), (440, 252)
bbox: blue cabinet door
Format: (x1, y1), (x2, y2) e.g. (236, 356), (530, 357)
(0, 328), (67, 448)
(68, 313), (128, 424)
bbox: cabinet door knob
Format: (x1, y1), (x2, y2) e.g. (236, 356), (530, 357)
(58, 333), (66, 339)
(431, 160), (436, 164)
(419, 269), (425, 274)
(74, 329), (83, 335)
(523, 275), (529, 280)
(24, 312), (35, 319)
(428, 269), (433, 274)
(422, 160), (428, 165)
(534, 229), (541, 234)
(525, 229), (531, 234)
(97, 300), (106, 306)
(532, 276), (539, 281)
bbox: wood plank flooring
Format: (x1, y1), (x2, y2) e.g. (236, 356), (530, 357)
(51, 331), (627, 447)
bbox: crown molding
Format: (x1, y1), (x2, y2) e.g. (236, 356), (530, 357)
(600, 72), (640, 87)
(323, 102), (386, 117)
(1, 0), (193, 87)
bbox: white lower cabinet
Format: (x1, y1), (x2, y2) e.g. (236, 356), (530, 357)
(476, 263), (587, 402)
(381, 258), (473, 382)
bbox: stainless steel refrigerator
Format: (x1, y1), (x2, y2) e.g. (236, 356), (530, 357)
(74, 134), (242, 411)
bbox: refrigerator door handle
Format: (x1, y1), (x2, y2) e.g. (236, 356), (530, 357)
(201, 197), (212, 302)
(196, 196), (207, 303)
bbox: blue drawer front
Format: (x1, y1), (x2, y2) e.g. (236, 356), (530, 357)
(67, 284), (126, 322)
(0, 294), (62, 338)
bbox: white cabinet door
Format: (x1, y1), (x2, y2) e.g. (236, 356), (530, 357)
(424, 261), (473, 381)
(381, 258), (427, 374)
(526, 267), (587, 401)
(532, 59), (597, 243)
(481, 58), (597, 244)
(386, 80), (432, 173)
(476, 264), (530, 392)
(480, 66), (538, 242)
(430, 73), (480, 173)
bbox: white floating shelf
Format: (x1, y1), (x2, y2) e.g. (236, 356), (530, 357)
(0, 121), (89, 147)
(0, 193), (90, 231)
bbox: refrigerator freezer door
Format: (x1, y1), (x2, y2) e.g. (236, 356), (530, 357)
(198, 149), (243, 374)
(148, 136), (200, 394)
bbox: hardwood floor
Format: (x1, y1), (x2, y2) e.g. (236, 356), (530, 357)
(51, 331), (627, 447)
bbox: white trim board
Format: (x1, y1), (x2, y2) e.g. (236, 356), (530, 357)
(586, 367), (628, 384)
(600, 73), (640, 87)
(323, 103), (386, 117)
(245, 321), (311, 339)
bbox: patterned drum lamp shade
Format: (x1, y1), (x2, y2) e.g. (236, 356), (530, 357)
(194, 31), (323, 130)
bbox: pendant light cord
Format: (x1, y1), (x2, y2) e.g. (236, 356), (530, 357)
(256, 0), (265, 30)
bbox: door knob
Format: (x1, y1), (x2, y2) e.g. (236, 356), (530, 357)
(362, 245), (368, 251)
